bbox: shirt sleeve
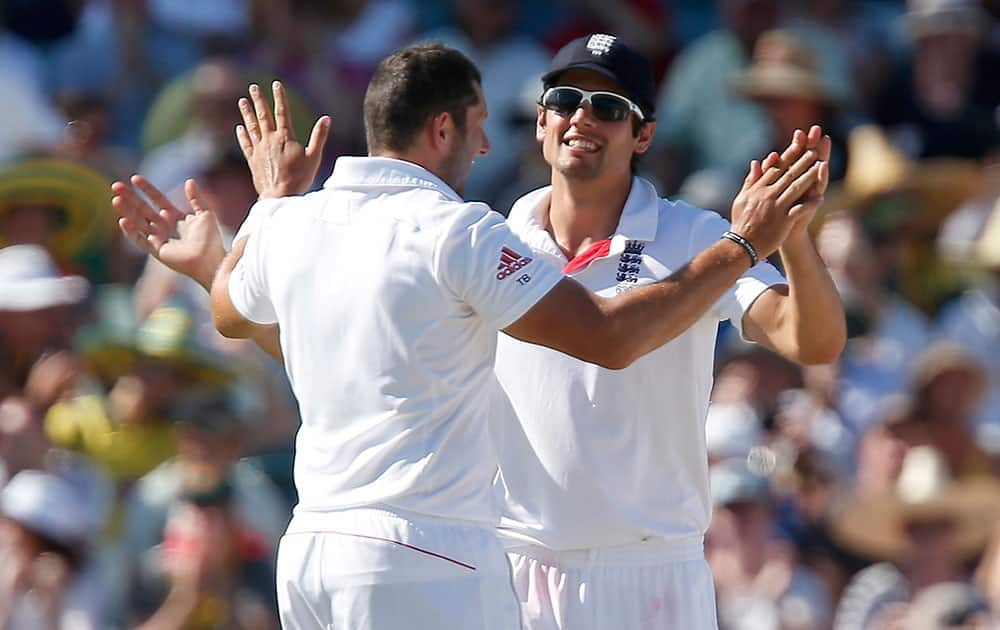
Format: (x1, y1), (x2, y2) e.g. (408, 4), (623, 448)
(690, 210), (787, 338)
(433, 203), (563, 330)
(228, 198), (287, 326)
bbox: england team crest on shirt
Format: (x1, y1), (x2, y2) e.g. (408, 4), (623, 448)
(615, 240), (644, 293)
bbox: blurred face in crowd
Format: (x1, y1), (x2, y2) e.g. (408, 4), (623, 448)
(107, 359), (192, 424)
(440, 84), (490, 197)
(904, 516), (962, 586)
(0, 204), (64, 250)
(537, 69), (654, 183)
(192, 60), (246, 140)
(199, 160), (258, 231)
(0, 398), (50, 478)
(455, 0), (517, 46)
(0, 306), (74, 358)
(919, 367), (986, 421)
(721, 0), (778, 52)
(176, 423), (241, 468)
(914, 31), (980, 116)
(760, 95), (825, 147)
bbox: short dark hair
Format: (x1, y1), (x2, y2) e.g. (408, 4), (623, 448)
(364, 44), (482, 154)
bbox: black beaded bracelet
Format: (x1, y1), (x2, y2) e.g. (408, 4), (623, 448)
(720, 230), (759, 266)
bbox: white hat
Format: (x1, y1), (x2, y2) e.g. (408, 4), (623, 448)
(905, 0), (989, 38)
(0, 470), (91, 545)
(0, 245), (88, 311)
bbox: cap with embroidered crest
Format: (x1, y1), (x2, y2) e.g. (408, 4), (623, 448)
(542, 34), (657, 122)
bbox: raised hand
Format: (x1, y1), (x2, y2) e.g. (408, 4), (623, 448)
(236, 81), (331, 198)
(759, 125), (831, 241)
(729, 126), (826, 259)
(113, 176), (227, 290)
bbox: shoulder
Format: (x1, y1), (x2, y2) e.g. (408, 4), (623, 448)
(654, 195), (730, 242)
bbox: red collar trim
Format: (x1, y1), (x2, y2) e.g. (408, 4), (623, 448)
(562, 239), (612, 274)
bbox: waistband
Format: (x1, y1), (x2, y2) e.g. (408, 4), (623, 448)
(285, 504), (496, 536)
(506, 535), (704, 567)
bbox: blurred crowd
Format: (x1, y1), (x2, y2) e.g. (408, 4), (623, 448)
(1, 0), (999, 628)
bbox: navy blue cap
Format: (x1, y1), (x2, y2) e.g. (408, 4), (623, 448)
(542, 34), (656, 121)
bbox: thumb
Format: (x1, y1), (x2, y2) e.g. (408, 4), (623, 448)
(184, 179), (207, 213)
(305, 115), (331, 162)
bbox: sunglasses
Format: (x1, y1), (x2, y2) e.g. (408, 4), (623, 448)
(539, 86), (646, 123)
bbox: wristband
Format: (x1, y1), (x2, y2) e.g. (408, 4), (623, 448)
(720, 231), (758, 266)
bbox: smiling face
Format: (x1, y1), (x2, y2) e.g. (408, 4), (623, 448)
(537, 69), (654, 183)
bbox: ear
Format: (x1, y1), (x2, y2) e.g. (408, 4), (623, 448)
(633, 121), (657, 156)
(428, 111), (454, 152)
(535, 106), (547, 143)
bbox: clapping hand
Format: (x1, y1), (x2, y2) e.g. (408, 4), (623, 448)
(113, 176), (226, 290)
(236, 81), (331, 199)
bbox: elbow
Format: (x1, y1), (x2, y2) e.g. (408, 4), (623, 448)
(797, 330), (846, 366)
(591, 350), (634, 371)
(212, 310), (245, 339)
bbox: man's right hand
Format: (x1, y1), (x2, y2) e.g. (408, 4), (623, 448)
(113, 176), (227, 291)
(236, 81), (330, 198)
(729, 127), (826, 259)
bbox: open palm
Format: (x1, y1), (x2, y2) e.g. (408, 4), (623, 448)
(113, 176), (227, 290)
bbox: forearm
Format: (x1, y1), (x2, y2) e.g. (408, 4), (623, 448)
(772, 235), (846, 364)
(599, 239), (751, 367)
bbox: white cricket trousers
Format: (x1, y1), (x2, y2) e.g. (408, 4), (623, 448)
(508, 536), (719, 630)
(276, 507), (522, 630)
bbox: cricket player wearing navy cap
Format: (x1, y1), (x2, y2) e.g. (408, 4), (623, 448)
(492, 34), (846, 630)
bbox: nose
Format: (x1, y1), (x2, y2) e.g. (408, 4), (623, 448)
(569, 103), (596, 127)
(479, 129), (491, 156)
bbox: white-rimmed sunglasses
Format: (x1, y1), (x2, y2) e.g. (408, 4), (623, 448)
(539, 86), (646, 123)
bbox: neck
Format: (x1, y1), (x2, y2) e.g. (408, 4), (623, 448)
(373, 149), (436, 173)
(546, 170), (632, 259)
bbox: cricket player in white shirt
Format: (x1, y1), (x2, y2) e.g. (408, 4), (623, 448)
(493, 35), (846, 630)
(113, 43), (827, 629)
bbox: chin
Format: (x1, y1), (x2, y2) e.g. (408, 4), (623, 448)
(556, 158), (602, 180)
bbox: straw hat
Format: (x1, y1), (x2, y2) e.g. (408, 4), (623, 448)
(909, 341), (988, 399)
(0, 157), (114, 264)
(733, 30), (834, 103)
(77, 300), (234, 385)
(821, 125), (982, 230)
(831, 446), (1000, 561)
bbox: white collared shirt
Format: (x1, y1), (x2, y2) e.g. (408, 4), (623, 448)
(229, 156), (563, 524)
(494, 177), (786, 550)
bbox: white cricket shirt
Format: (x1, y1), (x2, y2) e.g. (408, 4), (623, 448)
(494, 177), (786, 549)
(228, 157), (563, 525)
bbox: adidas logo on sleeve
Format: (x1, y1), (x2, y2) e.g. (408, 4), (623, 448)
(496, 247), (532, 280)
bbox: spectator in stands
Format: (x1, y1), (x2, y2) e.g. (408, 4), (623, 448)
(652, 0), (777, 194)
(873, 0), (1000, 160)
(0, 469), (108, 630)
(124, 388), (285, 628)
(708, 457), (834, 630)
(0, 245), (87, 401)
(416, 0), (549, 203)
(832, 446), (1000, 628)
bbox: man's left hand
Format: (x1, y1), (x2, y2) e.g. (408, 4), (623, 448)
(236, 81), (330, 199)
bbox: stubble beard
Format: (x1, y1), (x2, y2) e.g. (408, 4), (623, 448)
(442, 136), (472, 197)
